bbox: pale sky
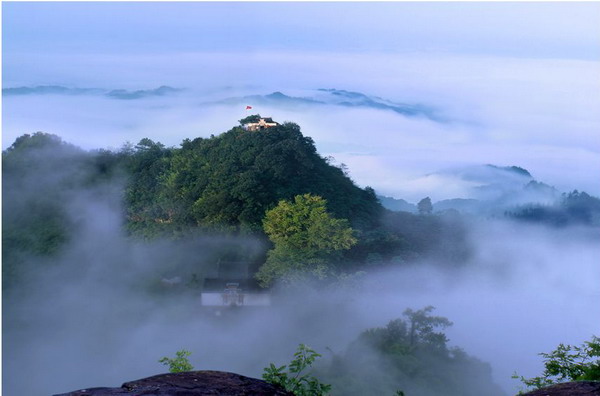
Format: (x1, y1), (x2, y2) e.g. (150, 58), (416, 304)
(3, 2), (600, 59)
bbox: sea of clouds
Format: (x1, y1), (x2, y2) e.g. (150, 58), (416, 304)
(3, 182), (599, 395)
(3, 52), (600, 202)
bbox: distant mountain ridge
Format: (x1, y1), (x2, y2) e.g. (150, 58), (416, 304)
(2, 85), (183, 100)
(217, 91), (323, 108)
(4, 85), (443, 121)
(217, 88), (442, 121)
(2, 85), (103, 96)
(317, 88), (440, 120)
(380, 164), (560, 215)
(380, 164), (600, 226)
(377, 195), (418, 213)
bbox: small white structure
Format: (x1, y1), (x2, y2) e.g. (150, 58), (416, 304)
(243, 117), (279, 131)
(200, 292), (271, 307)
(200, 282), (271, 307)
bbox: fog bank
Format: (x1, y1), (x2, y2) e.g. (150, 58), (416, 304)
(3, 189), (599, 395)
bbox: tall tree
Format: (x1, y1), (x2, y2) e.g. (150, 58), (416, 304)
(123, 138), (176, 236)
(323, 307), (504, 396)
(256, 194), (357, 287)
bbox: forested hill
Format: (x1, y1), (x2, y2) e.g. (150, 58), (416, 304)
(3, 121), (470, 288)
(125, 121), (382, 235)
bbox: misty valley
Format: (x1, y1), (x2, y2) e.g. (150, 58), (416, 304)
(3, 120), (600, 396)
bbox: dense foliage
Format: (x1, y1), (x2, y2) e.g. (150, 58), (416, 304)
(2, 132), (125, 286)
(150, 122), (382, 233)
(513, 336), (600, 392)
(256, 194), (357, 286)
(122, 138), (176, 237)
(321, 306), (505, 396)
(506, 190), (600, 227)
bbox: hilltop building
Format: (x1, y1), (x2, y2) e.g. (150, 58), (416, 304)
(242, 116), (279, 131)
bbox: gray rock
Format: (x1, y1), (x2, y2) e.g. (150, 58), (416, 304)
(520, 381), (600, 396)
(53, 370), (293, 396)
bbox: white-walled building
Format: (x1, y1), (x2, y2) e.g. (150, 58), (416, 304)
(243, 117), (279, 131)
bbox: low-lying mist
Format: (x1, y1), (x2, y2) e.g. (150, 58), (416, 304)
(3, 177), (599, 396)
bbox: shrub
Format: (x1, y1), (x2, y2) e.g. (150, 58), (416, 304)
(513, 336), (600, 391)
(159, 349), (194, 373)
(263, 344), (331, 396)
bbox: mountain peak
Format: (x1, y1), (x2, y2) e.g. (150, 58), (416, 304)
(486, 164), (532, 178)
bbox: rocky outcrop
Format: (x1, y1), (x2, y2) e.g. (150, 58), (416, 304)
(53, 370), (294, 396)
(520, 381), (600, 396)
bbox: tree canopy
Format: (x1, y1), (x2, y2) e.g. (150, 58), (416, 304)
(506, 190), (600, 227)
(2, 121), (504, 289)
(147, 122), (382, 234)
(2, 132), (114, 285)
(256, 194), (357, 287)
(323, 306), (504, 396)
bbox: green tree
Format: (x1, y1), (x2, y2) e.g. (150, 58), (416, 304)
(263, 344), (331, 396)
(123, 138), (176, 237)
(256, 194), (357, 287)
(513, 336), (600, 392)
(359, 306), (453, 354)
(324, 307), (503, 396)
(404, 306), (452, 349)
(159, 350), (194, 373)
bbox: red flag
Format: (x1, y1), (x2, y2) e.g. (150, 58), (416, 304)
(245, 105), (252, 110)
